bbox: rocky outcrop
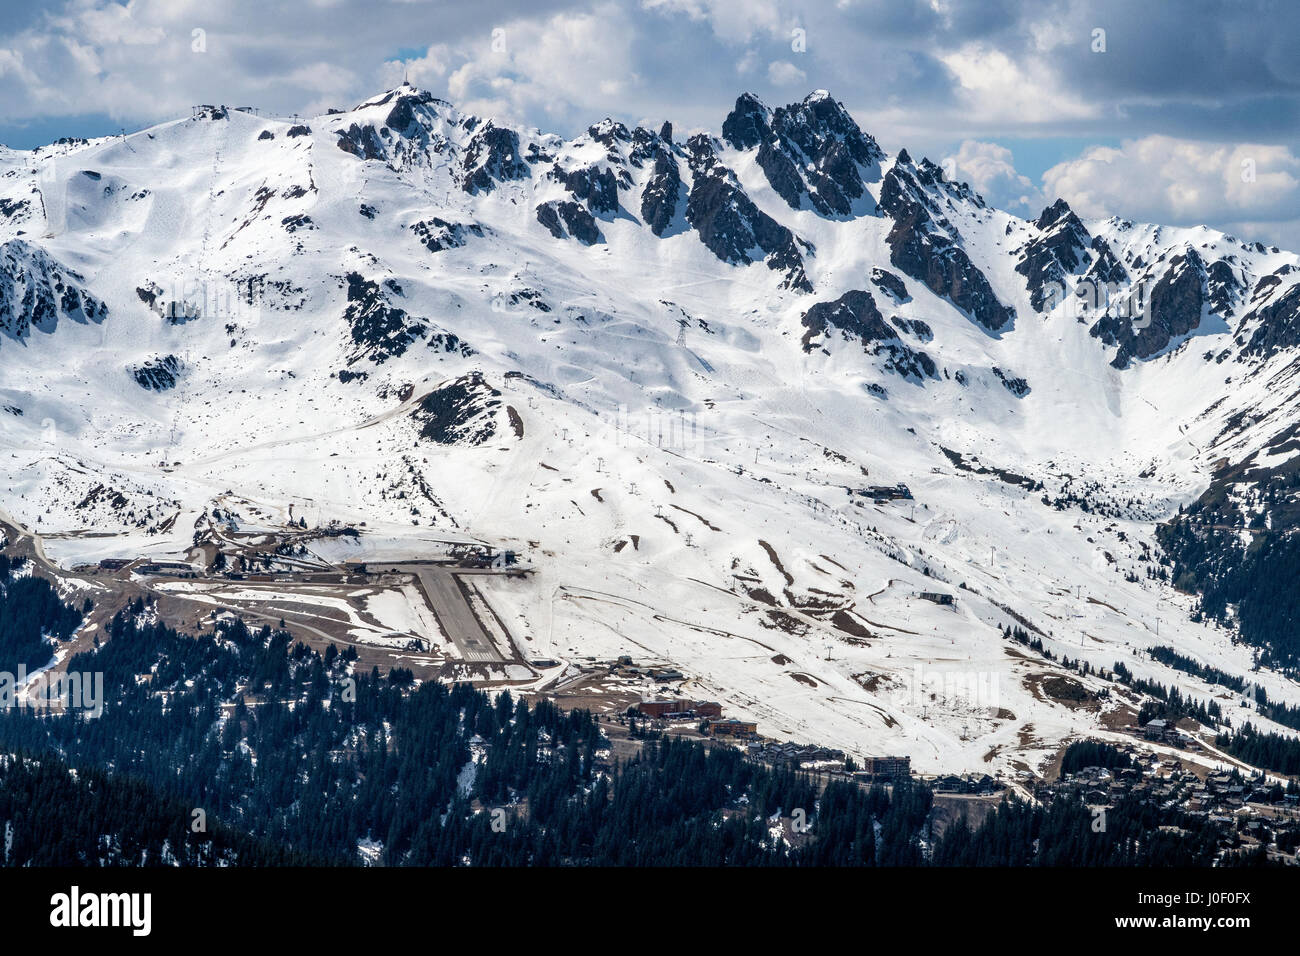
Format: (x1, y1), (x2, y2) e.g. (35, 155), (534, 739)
(1206, 258), (1246, 319)
(1241, 277), (1300, 360)
(335, 124), (386, 161)
(412, 372), (501, 445)
(551, 164), (620, 214)
(1084, 235), (1129, 291)
(640, 145), (681, 236)
(684, 134), (812, 292)
(800, 289), (936, 380)
(721, 91), (884, 217)
(878, 155), (1012, 332)
(410, 218), (484, 253)
(341, 271), (426, 365)
(536, 200), (602, 245)
(131, 354), (182, 391)
(870, 268), (909, 302)
(0, 240), (108, 344)
(1090, 248), (1206, 368)
(1016, 199), (1092, 312)
(460, 123), (529, 194)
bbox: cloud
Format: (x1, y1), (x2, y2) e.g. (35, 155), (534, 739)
(938, 44), (1097, 126)
(942, 141), (1045, 215)
(766, 59), (805, 86)
(641, 0), (788, 45)
(1042, 136), (1300, 228)
(1, 0), (1300, 249)
(443, 3), (641, 128)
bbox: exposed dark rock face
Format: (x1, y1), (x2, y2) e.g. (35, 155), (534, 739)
(286, 124), (311, 138)
(800, 289), (891, 348)
(257, 130), (274, 141)
(1206, 259), (1246, 318)
(0, 197), (31, 227)
(410, 218), (484, 253)
(586, 119), (631, 151)
(0, 240), (107, 343)
(131, 354), (181, 391)
(721, 91), (884, 217)
(342, 272), (426, 365)
(640, 145), (681, 236)
(627, 126), (658, 167)
(870, 268), (909, 302)
(802, 139), (868, 216)
(991, 367), (1030, 397)
(551, 164), (620, 214)
(412, 372), (501, 445)
(1090, 248), (1206, 368)
(1248, 264), (1293, 306)
(1016, 199), (1092, 312)
(799, 289), (936, 380)
(684, 134), (812, 292)
(720, 93), (769, 150)
(384, 93), (427, 135)
(772, 92), (884, 169)
(135, 280), (200, 324)
(535, 200), (602, 245)
(1085, 235), (1129, 290)
(336, 124), (386, 161)
(878, 156), (1012, 332)
(891, 316), (932, 341)
(1241, 280), (1300, 359)
(460, 123), (529, 194)
(756, 138), (807, 209)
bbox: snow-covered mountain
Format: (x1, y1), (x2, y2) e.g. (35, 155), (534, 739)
(4, 86), (1300, 776)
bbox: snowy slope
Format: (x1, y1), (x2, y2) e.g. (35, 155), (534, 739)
(3, 87), (1300, 775)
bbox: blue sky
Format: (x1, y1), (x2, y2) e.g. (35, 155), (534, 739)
(1, 0), (1298, 247)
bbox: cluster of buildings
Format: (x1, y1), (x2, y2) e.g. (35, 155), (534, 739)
(633, 698), (758, 738)
(634, 693), (913, 779)
(930, 773), (1001, 794)
(747, 741), (845, 767)
(851, 483), (913, 502)
(635, 698), (723, 720)
(613, 657), (684, 683)
(1140, 718), (1202, 750)
(1037, 744), (1300, 861)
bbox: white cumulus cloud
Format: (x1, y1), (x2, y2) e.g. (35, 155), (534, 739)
(1042, 135), (1300, 227)
(941, 140), (1045, 215)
